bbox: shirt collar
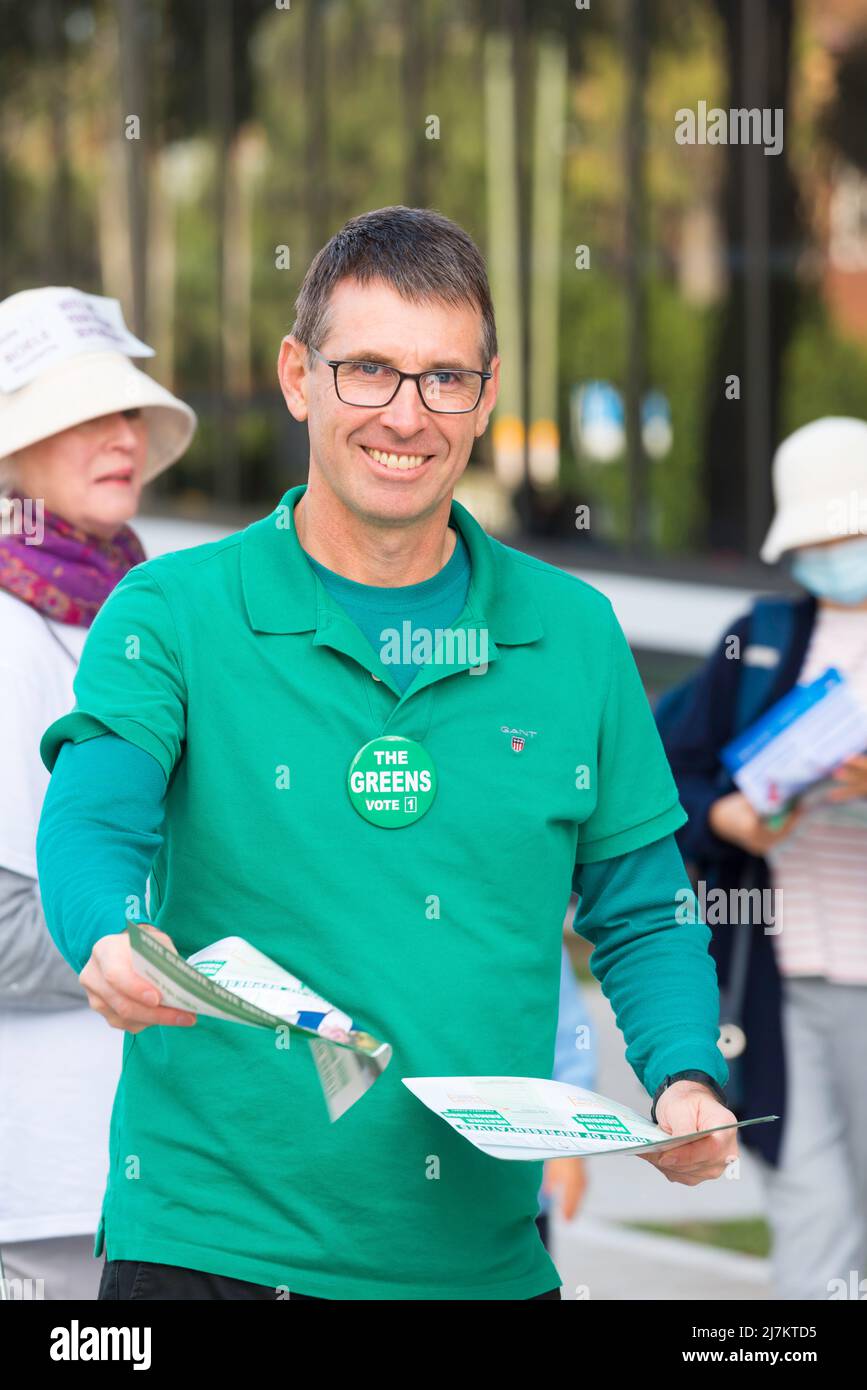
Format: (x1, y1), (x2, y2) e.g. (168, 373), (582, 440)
(240, 483), (544, 646)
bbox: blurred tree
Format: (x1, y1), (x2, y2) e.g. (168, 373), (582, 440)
(702, 0), (802, 557)
(623, 0), (648, 553)
(822, 32), (867, 173)
(302, 0), (330, 256)
(3, 0), (855, 539)
(118, 0), (151, 336)
(401, 0), (429, 206)
(0, 0), (79, 294)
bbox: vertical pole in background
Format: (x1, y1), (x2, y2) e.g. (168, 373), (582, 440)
(117, 0), (149, 338)
(0, 26), (6, 297)
(303, 0), (328, 255)
(401, 0), (428, 209)
(99, 14), (133, 314)
(225, 132), (265, 406)
(147, 0), (175, 390)
(623, 0), (648, 553)
(528, 30), (567, 489)
(510, 0), (534, 521)
(207, 0), (237, 505)
(37, 0), (72, 283)
(742, 0), (772, 557)
(148, 148), (179, 390)
(484, 21), (525, 501)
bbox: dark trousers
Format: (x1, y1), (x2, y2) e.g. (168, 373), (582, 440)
(98, 1258), (562, 1301)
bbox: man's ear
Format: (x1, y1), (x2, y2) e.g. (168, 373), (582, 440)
(475, 354), (501, 438)
(277, 336), (311, 422)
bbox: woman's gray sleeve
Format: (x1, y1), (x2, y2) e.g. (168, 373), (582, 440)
(0, 864), (88, 1010)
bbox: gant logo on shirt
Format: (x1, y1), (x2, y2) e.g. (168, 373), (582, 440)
(500, 725), (537, 752)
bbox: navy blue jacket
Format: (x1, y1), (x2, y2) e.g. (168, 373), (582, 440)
(655, 592), (817, 1168)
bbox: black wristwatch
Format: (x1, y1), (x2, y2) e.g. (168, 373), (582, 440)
(650, 1070), (728, 1124)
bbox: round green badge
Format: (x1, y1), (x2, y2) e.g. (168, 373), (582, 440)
(347, 735), (437, 828)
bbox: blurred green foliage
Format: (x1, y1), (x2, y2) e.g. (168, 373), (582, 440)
(1, 0), (864, 549)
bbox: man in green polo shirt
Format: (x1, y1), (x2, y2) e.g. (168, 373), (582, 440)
(36, 205), (734, 1301)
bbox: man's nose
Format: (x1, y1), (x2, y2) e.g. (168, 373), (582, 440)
(377, 376), (428, 433)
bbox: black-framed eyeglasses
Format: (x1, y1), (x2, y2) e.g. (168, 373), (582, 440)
(309, 345), (492, 414)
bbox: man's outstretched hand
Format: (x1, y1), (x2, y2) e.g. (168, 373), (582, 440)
(79, 925), (197, 1033)
(637, 1079), (738, 1184)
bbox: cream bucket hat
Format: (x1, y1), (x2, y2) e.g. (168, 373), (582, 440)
(0, 286), (196, 483)
(760, 417), (867, 563)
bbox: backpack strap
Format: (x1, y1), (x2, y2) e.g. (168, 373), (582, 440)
(733, 595), (796, 735)
(720, 595), (798, 1046)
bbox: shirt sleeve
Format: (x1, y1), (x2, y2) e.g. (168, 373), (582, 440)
(575, 604), (688, 864)
(0, 666), (51, 877)
(39, 564), (186, 783)
(0, 864), (90, 1009)
(36, 734), (167, 974)
(570, 832), (729, 1102)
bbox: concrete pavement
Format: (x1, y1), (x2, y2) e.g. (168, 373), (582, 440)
(547, 977), (773, 1299)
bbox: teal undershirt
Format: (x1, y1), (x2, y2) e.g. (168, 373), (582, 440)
(301, 526), (471, 694)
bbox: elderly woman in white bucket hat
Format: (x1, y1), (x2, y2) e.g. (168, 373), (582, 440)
(0, 286), (195, 1298)
(656, 416), (867, 1300)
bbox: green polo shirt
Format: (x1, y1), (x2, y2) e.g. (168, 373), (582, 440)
(39, 483), (697, 1300)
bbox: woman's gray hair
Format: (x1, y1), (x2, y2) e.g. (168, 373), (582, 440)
(291, 205), (498, 371)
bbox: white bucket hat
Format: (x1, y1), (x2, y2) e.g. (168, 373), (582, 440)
(760, 416), (867, 563)
(0, 286), (196, 483)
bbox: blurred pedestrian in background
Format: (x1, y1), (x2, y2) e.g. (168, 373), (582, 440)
(0, 286), (196, 1298)
(656, 416), (867, 1300)
(536, 941), (597, 1250)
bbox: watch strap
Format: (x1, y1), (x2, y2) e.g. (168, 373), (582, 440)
(650, 1069), (728, 1125)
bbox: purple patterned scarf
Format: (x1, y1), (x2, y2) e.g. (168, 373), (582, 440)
(0, 491), (147, 627)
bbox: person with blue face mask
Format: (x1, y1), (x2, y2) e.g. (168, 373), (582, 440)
(789, 534), (867, 607)
(655, 416), (867, 1301)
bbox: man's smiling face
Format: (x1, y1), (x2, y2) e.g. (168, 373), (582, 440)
(278, 277), (499, 528)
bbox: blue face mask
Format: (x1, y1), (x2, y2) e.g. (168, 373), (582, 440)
(789, 537), (867, 605)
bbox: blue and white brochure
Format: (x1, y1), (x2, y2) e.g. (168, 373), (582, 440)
(721, 667), (867, 817)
